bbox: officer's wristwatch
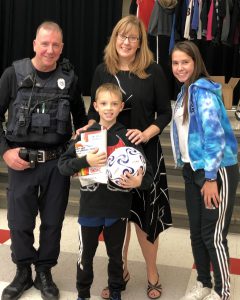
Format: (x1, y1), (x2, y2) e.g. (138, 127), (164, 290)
(205, 178), (217, 182)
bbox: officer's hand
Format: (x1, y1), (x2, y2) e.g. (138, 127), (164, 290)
(86, 148), (107, 167)
(3, 148), (30, 171)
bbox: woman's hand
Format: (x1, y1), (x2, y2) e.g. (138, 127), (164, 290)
(201, 181), (220, 209)
(75, 119), (96, 136)
(75, 124), (91, 136)
(126, 129), (149, 145)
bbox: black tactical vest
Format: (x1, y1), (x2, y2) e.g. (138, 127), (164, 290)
(6, 58), (75, 146)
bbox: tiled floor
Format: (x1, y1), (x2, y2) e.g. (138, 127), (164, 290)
(0, 208), (239, 300)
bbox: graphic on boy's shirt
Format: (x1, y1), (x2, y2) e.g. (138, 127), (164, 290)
(107, 136), (125, 156)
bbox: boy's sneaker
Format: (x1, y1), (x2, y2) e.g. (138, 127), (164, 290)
(203, 290), (221, 300)
(180, 281), (211, 300)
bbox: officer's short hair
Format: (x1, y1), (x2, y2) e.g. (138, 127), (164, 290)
(36, 21), (63, 40)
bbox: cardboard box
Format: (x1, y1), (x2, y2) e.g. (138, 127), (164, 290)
(210, 76), (240, 110)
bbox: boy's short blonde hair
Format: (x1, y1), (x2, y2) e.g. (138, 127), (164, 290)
(95, 83), (123, 102)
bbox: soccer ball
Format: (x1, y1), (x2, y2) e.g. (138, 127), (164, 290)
(107, 146), (146, 186)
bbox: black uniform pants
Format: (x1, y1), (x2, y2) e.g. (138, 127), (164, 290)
(7, 159), (70, 271)
(182, 163), (239, 300)
(76, 218), (127, 298)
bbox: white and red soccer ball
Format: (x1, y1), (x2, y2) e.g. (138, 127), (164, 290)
(107, 146), (146, 186)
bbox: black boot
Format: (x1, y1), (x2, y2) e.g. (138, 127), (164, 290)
(109, 290), (121, 300)
(34, 270), (59, 300)
(1, 265), (33, 300)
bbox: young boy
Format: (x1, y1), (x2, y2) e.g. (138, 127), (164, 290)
(58, 83), (153, 300)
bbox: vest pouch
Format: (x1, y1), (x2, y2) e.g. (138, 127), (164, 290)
(56, 99), (70, 135)
(31, 113), (50, 127)
(12, 107), (31, 136)
(31, 113), (50, 135)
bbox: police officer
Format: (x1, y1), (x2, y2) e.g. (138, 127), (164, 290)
(0, 21), (87, 300)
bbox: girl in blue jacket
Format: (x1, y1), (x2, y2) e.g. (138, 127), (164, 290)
(170, 41), (239, 300)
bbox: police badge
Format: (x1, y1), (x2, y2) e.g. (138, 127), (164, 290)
(57, 78), (65, 90)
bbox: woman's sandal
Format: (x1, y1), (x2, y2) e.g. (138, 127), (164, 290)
(147, 275), (162, 299)
(101, 271), (130, 299)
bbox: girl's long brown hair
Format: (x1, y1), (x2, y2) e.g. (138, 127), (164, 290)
(171, 41), (209, 122)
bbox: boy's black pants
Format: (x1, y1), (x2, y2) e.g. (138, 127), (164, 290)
(76, 218), (127, 298)
(182, 163), (239, 300)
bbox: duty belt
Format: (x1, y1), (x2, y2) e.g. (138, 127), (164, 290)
(19, 147), (65, 168)
(37, 149), (62, 162)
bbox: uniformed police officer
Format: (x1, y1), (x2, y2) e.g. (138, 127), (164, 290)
(0, 21), (87, 300)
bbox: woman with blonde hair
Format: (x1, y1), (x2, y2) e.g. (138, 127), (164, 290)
(88, 15), (172, 299)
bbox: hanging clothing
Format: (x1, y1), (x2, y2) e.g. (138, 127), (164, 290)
(136, 0), (155, 30)
(129, 0), (138, 14)
(206, 0), (214, 40)
(184, 0), (194, 39)
(148, 0), (177, 37)
(201, 0), (211, 37)
(221, 0), (232, 43)
(184, 0), (200, 40)
(197, 0), (203, 39)
(148, 0), (177, 54)
(227, 0), (240, 45)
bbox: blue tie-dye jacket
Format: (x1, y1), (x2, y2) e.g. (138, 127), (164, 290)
(171, 77), (238, 179)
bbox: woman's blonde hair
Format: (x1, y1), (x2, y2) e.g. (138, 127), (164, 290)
(104, 15), (154, 79)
